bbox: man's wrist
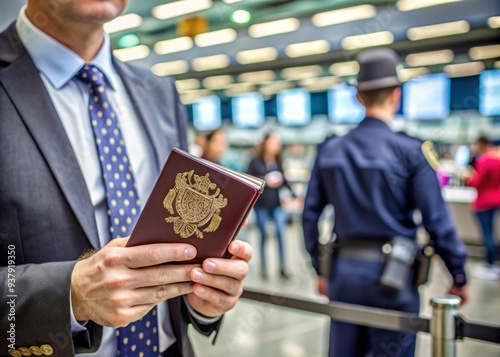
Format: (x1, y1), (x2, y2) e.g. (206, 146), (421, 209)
(182, 296), (221, 324)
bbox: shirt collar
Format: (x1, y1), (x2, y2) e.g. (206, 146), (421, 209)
(360, 116), (392, 130)
(16, 5), (117, 90)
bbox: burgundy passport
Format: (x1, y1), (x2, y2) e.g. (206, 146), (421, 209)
(126, 147), (265, 263)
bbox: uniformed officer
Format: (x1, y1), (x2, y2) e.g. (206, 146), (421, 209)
(302, 48), (469, 357)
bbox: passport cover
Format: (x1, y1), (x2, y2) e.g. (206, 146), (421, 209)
(126, 147), (265, 263)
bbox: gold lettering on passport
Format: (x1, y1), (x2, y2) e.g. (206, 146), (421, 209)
(163, 170), (228, 239)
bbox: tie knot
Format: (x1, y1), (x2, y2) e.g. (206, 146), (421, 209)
(76, 64), (106, 88)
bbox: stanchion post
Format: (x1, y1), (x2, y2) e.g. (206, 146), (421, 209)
(430, 296), (461, 357)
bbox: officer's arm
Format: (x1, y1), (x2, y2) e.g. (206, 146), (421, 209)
(466, 159), (487, 189)
(410, 149), (467, 287)
(302, 155), (328, 273)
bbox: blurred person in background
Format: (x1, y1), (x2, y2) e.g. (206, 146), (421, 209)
(247, 132), (296, 280)
(189, 130), (206, 157)
(302, 48), (468, 357)
(201, 128), (227, 164)
(464, 136), (500, 280)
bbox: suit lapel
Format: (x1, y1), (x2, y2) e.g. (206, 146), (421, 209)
(0, 52), (100, 249)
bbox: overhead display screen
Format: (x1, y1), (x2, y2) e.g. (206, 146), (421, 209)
(450, 75), (479, 111)
(403, 73), (450, 120)
(328, 83), (365, 124)
(192, 95), (221, 131)
(277, 88), (311, 126)
(479, 70), (500, 117)
(232, 92), (265, 127)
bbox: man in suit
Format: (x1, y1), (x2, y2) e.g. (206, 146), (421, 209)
(0, 1), (252, 356)
(302, 48), (469, 356)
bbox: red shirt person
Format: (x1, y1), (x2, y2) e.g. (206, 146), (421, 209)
(465, 136), (500, 280)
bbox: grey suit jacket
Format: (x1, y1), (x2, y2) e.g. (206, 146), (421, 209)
(0, 23), (220, 357)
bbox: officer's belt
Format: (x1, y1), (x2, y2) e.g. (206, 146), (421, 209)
(336, 237), (388, 262)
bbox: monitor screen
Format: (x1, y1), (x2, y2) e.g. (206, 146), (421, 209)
(450, 75), (479, 111)
(311, 91), (329, 117)
(328, 83), (365, 124)
(277, 88), (311, 126)
(231, 92), (265, 127)
(192, 95), (221, 131)
(479, 70), (500, 117)
(403, 73), (450, 120)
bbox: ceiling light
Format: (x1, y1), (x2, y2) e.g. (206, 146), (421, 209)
(104, 13), (142, 33)
(329, 61), (359, 76)
(397, 0), (462, 11)
(398, 67), (430, 81)
(406, 49), (454, 66)
(117, 34), (140, 49)
(113, 45), (149, 62)
(195, 28), (237, 47)
(281, 65), (323, 80)
(260, 81), (294, 96)
(312, 5), (376, 27)
(152, 0), (212, 20)
(192, 54), (230, 71)
(469, 45), (500, 60)
(407, 20), (469, 41)
(238, 70), (276, 83)
(300, 76), (341, 92)
(151, 60), (189, 76)
(202, 75), (234, 89)
(154, 37), (193, 55)
(180, 89), (214, 105)
(231, 10), (251, 24)
(175, 79), (200, 92)
(248, 18), (300, 38)
(489, 16), (500, 28)
(236, 47), (278, 64)
(443, 62), (485, 77)
(341, 31), (394, 50)
(285, 40), (330, 58)
(222, 0), (243, 3)
(224, 83), (255, 97)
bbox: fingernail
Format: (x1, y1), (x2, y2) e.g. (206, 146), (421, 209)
(193, 270), (204, 281)
(206, 261), (216, 272)
(233, 242), (240, 251)
(197, 285), (206, 294)
(185, 247), (196, 259)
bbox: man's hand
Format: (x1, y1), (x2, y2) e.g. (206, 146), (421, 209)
(187, 241), (252, 317)
(71, 237), (198, 328)
(447, 285), (470, 305)
(317, 276), (328, 296)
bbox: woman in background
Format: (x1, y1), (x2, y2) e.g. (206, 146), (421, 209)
(465, 136), (500, 280)
(202, 129), (227, 164)
(247, 132), (295, 280)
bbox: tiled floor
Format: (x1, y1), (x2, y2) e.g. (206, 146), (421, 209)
(190, 222), (500, 357)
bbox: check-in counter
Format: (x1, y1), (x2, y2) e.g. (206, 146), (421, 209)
(442, 186), (485, 245)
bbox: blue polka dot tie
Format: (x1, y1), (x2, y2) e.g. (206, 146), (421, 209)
(76, 64), (160, 357)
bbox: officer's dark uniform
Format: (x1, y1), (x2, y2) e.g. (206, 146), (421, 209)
(302, 49), (467, 357)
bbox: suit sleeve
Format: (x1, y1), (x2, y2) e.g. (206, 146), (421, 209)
(302, 153), (328, 274)
(0, 261), (102, 356)
(410, 147), (468, 287)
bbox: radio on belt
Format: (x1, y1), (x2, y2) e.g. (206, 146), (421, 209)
(380, 236), (418, 292)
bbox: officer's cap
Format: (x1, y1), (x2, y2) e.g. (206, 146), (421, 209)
(355, 48), (401, 91)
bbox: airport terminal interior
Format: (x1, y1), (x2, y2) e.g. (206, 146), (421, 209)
(1, 0), (500, 356)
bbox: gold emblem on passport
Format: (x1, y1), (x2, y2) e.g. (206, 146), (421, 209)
(163, 170), (228, 238)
